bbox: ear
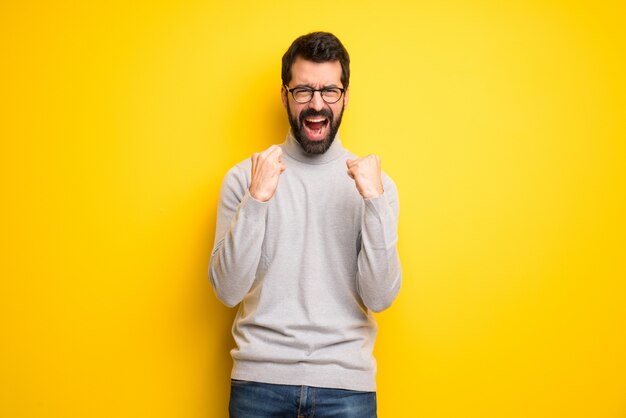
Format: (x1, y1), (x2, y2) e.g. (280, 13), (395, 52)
(281, 85), (288, 109)
(343, 87), (349, 109)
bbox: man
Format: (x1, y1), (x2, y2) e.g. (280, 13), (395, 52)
(209, 31), (401, 418)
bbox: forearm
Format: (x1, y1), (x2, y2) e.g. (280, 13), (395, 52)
(356, 193), (402, 312)
(209, 190), (268, 307)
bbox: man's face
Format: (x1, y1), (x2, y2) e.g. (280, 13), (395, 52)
(282, 58), (349, 154)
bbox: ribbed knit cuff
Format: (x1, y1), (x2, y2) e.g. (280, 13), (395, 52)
(363, 192), (391, 219)
(362, 192), (398, 250)
(239, 189), (270, 218)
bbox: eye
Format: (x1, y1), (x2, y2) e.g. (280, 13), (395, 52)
(292, 88), (313, 100)
(293, 87), (312, 94)
(322, 88), (342, 100)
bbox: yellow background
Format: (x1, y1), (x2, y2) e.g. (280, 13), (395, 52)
(1, 1), (625, 417)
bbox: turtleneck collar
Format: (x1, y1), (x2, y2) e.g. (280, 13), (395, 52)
(281, 129), (347, 165)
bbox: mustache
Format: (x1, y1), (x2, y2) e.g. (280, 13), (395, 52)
(299, 108), (333, 124)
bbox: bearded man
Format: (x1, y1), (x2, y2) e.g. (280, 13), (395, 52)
(209, 31), (402, 418)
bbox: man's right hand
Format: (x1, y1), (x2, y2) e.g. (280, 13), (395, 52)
(248, 145), (286, 202)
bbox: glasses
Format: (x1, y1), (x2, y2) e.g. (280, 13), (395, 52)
(284, 85), (345, 104)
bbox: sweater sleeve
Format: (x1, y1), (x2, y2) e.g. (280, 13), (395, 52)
(208, 165), (269, 307)
(356, 175), (402, 312)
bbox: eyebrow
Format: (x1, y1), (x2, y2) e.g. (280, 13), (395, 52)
(293, 84), (341, 89)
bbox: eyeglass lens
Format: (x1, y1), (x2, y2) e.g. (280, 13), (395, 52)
(292, 88), (342, 103)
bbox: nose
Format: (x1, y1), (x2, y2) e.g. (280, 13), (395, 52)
(309, 90), (325, 111)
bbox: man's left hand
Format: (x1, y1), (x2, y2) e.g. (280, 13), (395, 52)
(346, 155), (384, 199)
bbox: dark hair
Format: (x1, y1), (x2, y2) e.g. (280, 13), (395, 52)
(281, 32), (350, 89)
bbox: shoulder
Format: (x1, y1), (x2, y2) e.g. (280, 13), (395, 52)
(218, 157), (252, 201)
(381, 170), (397, 192)
(223, 155), (252, 182)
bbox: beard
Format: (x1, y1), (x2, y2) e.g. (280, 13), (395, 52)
(287, 102), (344, 154)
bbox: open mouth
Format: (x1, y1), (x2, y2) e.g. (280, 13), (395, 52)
(303, 117), (329, 140)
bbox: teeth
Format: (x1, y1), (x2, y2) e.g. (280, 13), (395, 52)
(305, 117), (326, 122)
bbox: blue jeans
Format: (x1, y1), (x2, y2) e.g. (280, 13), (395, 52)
(229, 379), (377, 418)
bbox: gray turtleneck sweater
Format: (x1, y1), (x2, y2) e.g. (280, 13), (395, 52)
(208, 130), (401, 392)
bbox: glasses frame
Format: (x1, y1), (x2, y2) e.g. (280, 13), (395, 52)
(284, 85), (346, 104)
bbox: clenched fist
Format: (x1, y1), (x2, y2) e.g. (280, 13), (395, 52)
(346, 155), (384, 199)
(249, 145), (286, 202)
